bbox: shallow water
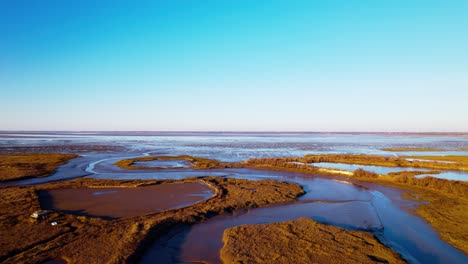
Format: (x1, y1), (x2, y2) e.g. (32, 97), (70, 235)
(314, 162), (432, 174)
(313, 162), (468, 181)
(39, 183), (213, 219)
(2, 132), (468, 162)
(132, 160), (190, 168)
(416, 171), (468, 181)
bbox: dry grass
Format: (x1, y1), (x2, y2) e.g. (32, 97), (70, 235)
(0, 177), (304, 263)
(0, 153), (78, 182)
(115, 155), (229, 170)
(221, 218), (405, 264)
(302, 154), (468, 171)
(404, 155), (468, 166)
(240, 158), (319, 174)
(402, 189), (468, 254)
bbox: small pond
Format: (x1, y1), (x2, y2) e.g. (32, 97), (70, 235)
(39, 183), (213, 219)
(132, 160), (191, 168)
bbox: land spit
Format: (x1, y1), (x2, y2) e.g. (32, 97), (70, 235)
(0, 153), (78, 182)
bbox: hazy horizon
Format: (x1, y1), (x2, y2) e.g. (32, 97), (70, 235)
(1, 130), (467, 134)
(1, 1), (467, 131)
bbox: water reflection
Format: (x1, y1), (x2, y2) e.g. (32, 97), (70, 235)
(313, 162), (432, 174)
(312, 162), (468, 181)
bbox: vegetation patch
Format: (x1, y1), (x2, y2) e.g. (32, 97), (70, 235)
(401, 188), (468, 254)
(115, 155), (230, 170)
(240, 158), (319, 174)
(221, 218), (405, 264)
(404, 155), (468, 167)
(0, 153), (78, 182)
(302, 154), (468, 171)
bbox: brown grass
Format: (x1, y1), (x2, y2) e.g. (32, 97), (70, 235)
(353, 168), (379, 178)
(240, 158), (319, 174)
(221, 218), (405, 264)
(404, 155), (468, 166)
(0, 153), (78, 182)
(115, 155), (230, 170)
(401, 189), (468, 254)
(0, 177), (304, 263)
(302, 154), (468, 171)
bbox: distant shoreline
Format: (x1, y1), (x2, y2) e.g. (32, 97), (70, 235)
(1, 131), (467, 137)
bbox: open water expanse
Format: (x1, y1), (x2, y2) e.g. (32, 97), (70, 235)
(1, 132), (467, 263)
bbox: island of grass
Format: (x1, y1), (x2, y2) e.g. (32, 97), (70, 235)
(302, 154), (468, 171)
(0, 153), (78, 182)
(403, 155), (468, 166)
(0, 175), (304, 263)
(115, 155), (228, 170)
(221, 218), (405, 264)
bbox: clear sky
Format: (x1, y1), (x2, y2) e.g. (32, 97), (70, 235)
(1, 0), (467, 132)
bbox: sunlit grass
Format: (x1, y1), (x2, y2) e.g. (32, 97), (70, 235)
(0, 153), (78, 182)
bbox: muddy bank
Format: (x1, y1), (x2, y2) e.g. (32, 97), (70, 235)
(0, 177), (303, 264)
(221, 218), (405, 264)
(38, 182), (213, 219)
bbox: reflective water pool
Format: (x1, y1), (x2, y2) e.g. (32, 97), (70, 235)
(312, 162), (468, 181)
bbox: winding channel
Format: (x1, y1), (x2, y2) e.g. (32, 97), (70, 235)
(3, 153), (467, 263)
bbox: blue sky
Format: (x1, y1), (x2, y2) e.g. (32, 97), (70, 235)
(1, 0), (467, 131)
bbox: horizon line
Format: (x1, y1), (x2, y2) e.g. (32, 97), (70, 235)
(1, 130), (467, 135)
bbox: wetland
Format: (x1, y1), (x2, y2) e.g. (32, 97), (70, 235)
(0, 132), (467, 263)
